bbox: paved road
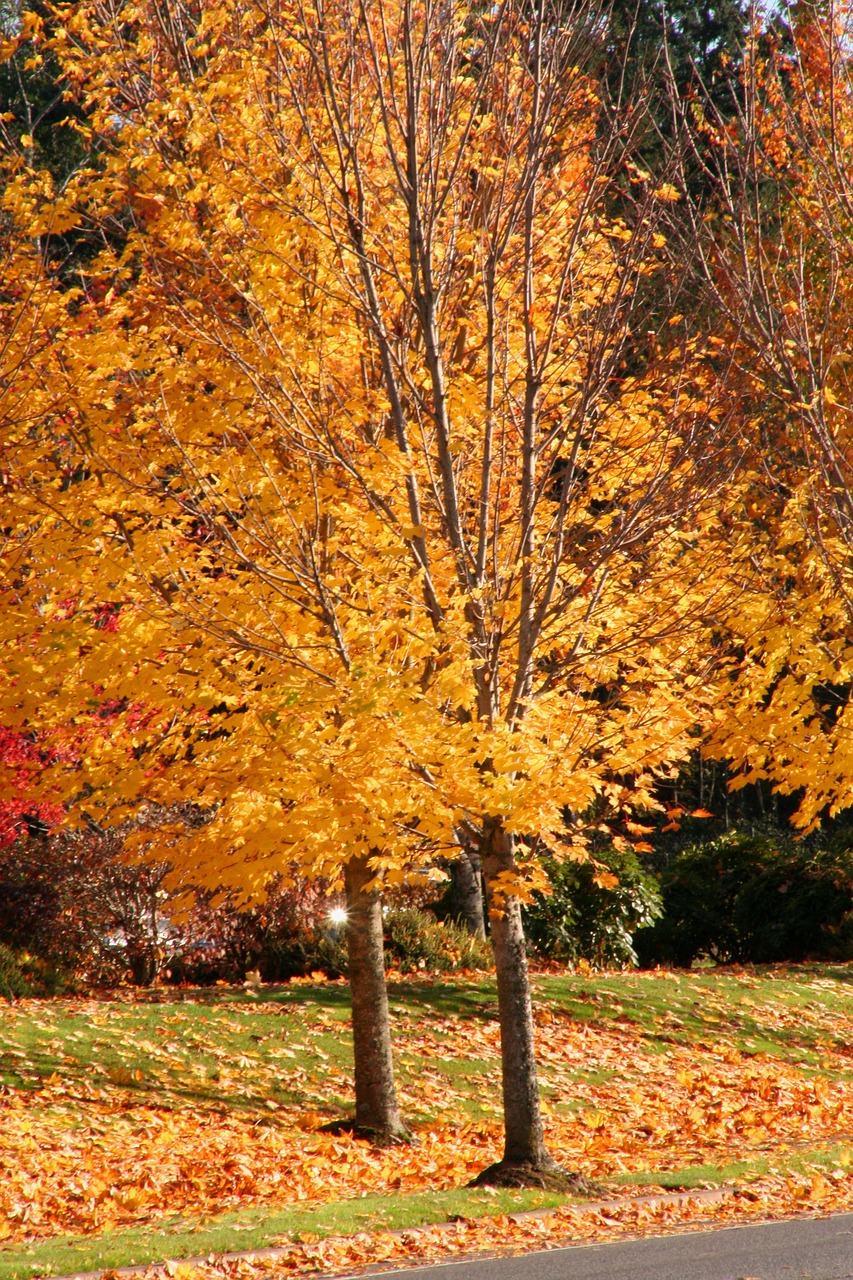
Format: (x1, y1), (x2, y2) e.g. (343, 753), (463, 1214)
(362, 1213), (853, 1280)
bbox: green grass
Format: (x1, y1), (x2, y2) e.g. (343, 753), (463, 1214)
(615, 1141), (853, 1191)
(0, 991), (357, 1117)
(3, 965), (853, 1125)
(3, 964), (853, 1117)
(534, 964), (853, 1074)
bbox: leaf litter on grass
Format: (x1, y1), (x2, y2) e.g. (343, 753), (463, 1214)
(108, 1179), (853, 1280)
(2, 966), (853, 1263)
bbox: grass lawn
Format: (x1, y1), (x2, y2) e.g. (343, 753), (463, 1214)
(2, 963), (853, 1279)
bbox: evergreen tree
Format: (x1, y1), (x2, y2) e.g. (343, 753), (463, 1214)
(606, 0), (752, 148)
(0, 1), (86, 186)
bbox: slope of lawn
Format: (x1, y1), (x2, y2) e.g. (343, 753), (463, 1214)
(2, 963), (853, 1279)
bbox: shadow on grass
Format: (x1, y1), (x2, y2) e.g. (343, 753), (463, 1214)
(0, 1066), (349, 1125)
(764, 962), (853, 985)
(248, 978), (499, 1020)
(6, 965), (852, 1114)
(103, 983), (357, 1011)
(385, 980), (499, 1019)
(0, 978), (504, 1120)
(0, 1042), (355, 1123)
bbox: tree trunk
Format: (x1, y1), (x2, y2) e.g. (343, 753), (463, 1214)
(127, 945), (156, 987)
(448, 836), (486, 938)
(472, 819), (592, 1191)
(343, 854), (409, 1145)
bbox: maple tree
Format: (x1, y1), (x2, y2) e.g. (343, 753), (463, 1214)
(3, 88), (445, 1134)
(666, 0), (853, 831)
(0, 0), (746, 1180)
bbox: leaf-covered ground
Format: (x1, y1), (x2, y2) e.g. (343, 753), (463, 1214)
(3, 964), (853, 1279)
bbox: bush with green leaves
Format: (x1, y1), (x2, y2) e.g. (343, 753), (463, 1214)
(636, 831), (853, 967)
(382, 907), (492, 973)
(522, 847), (663, 968)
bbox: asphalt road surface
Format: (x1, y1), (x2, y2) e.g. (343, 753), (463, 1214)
(363, 1213), (853, 1280)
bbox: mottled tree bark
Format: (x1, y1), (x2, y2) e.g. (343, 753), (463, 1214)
(472, 820), (591, 1190)
(343, 854), (409, 1144)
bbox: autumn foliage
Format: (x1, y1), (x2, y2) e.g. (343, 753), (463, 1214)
(4, 0), (853, 1209)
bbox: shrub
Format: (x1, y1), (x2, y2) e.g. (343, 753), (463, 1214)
(0, 830), (177, 987)
(522, 847), (663, 968)
(636, 831), (853, 967)
(175, 896), (491, 982)
(0, 943), (30, 1001)
(173, 874), (349, 983)
(383, 907), (492, 973)
(0, 831), (492, 988)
